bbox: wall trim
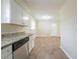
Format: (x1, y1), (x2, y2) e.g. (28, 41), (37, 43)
(60, 46), (72, 59)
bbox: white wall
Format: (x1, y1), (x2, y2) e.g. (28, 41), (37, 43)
(60, 0), (77, 59)
(36, 19), (58, 37)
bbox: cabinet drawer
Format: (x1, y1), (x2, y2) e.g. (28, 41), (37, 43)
(1, 45), (12, 58)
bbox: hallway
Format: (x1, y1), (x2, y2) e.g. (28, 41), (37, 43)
(28, 37), (68, 59)
(1, 0), (77, 59)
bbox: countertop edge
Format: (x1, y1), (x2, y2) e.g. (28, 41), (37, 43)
(1, 34), (33, 49)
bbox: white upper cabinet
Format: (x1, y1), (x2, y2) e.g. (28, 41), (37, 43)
(1, 0), (11, 23)
(1, 0), (29, 26)
(22, 9), (30, 26)
(11, 0), (23, 25)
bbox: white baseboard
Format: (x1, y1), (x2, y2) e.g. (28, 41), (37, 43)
(60, 46), (72, 59)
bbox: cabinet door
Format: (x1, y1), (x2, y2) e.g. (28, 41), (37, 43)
(29, 35), (35, 52)
(31, 35), (36, 48)
(29, 39), (32, 52)
(11, 0), (23, 25)
(5, 54), (12, 59)
(16, 3), (23, 25)
(1, 0), (11, 23)
(1, 45), (12, 59)
(25, 42), (29, 55)
(10, 0), (17, 24)
(22, 9), (30, 25)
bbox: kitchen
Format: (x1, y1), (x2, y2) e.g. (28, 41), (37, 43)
(1, 0), (77, 59)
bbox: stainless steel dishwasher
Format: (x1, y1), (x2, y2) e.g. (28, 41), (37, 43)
(12, 37), (29, 59)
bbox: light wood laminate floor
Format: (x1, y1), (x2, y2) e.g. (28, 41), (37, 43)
(27, 37), (68, 59)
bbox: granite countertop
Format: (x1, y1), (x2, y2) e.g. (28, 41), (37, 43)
(1, 33), (33, 49)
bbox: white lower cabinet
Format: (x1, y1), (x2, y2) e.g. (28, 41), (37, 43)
(5, 54), (12, 59)
(1, 35), (36, 59)
(29, 39), (33, 53)
(25, 42), (29, 55)
(1, 45), (12, 59)
(29, 35), (36, 53)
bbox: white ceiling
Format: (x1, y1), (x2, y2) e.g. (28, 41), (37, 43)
(23, 0), (67, 19)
